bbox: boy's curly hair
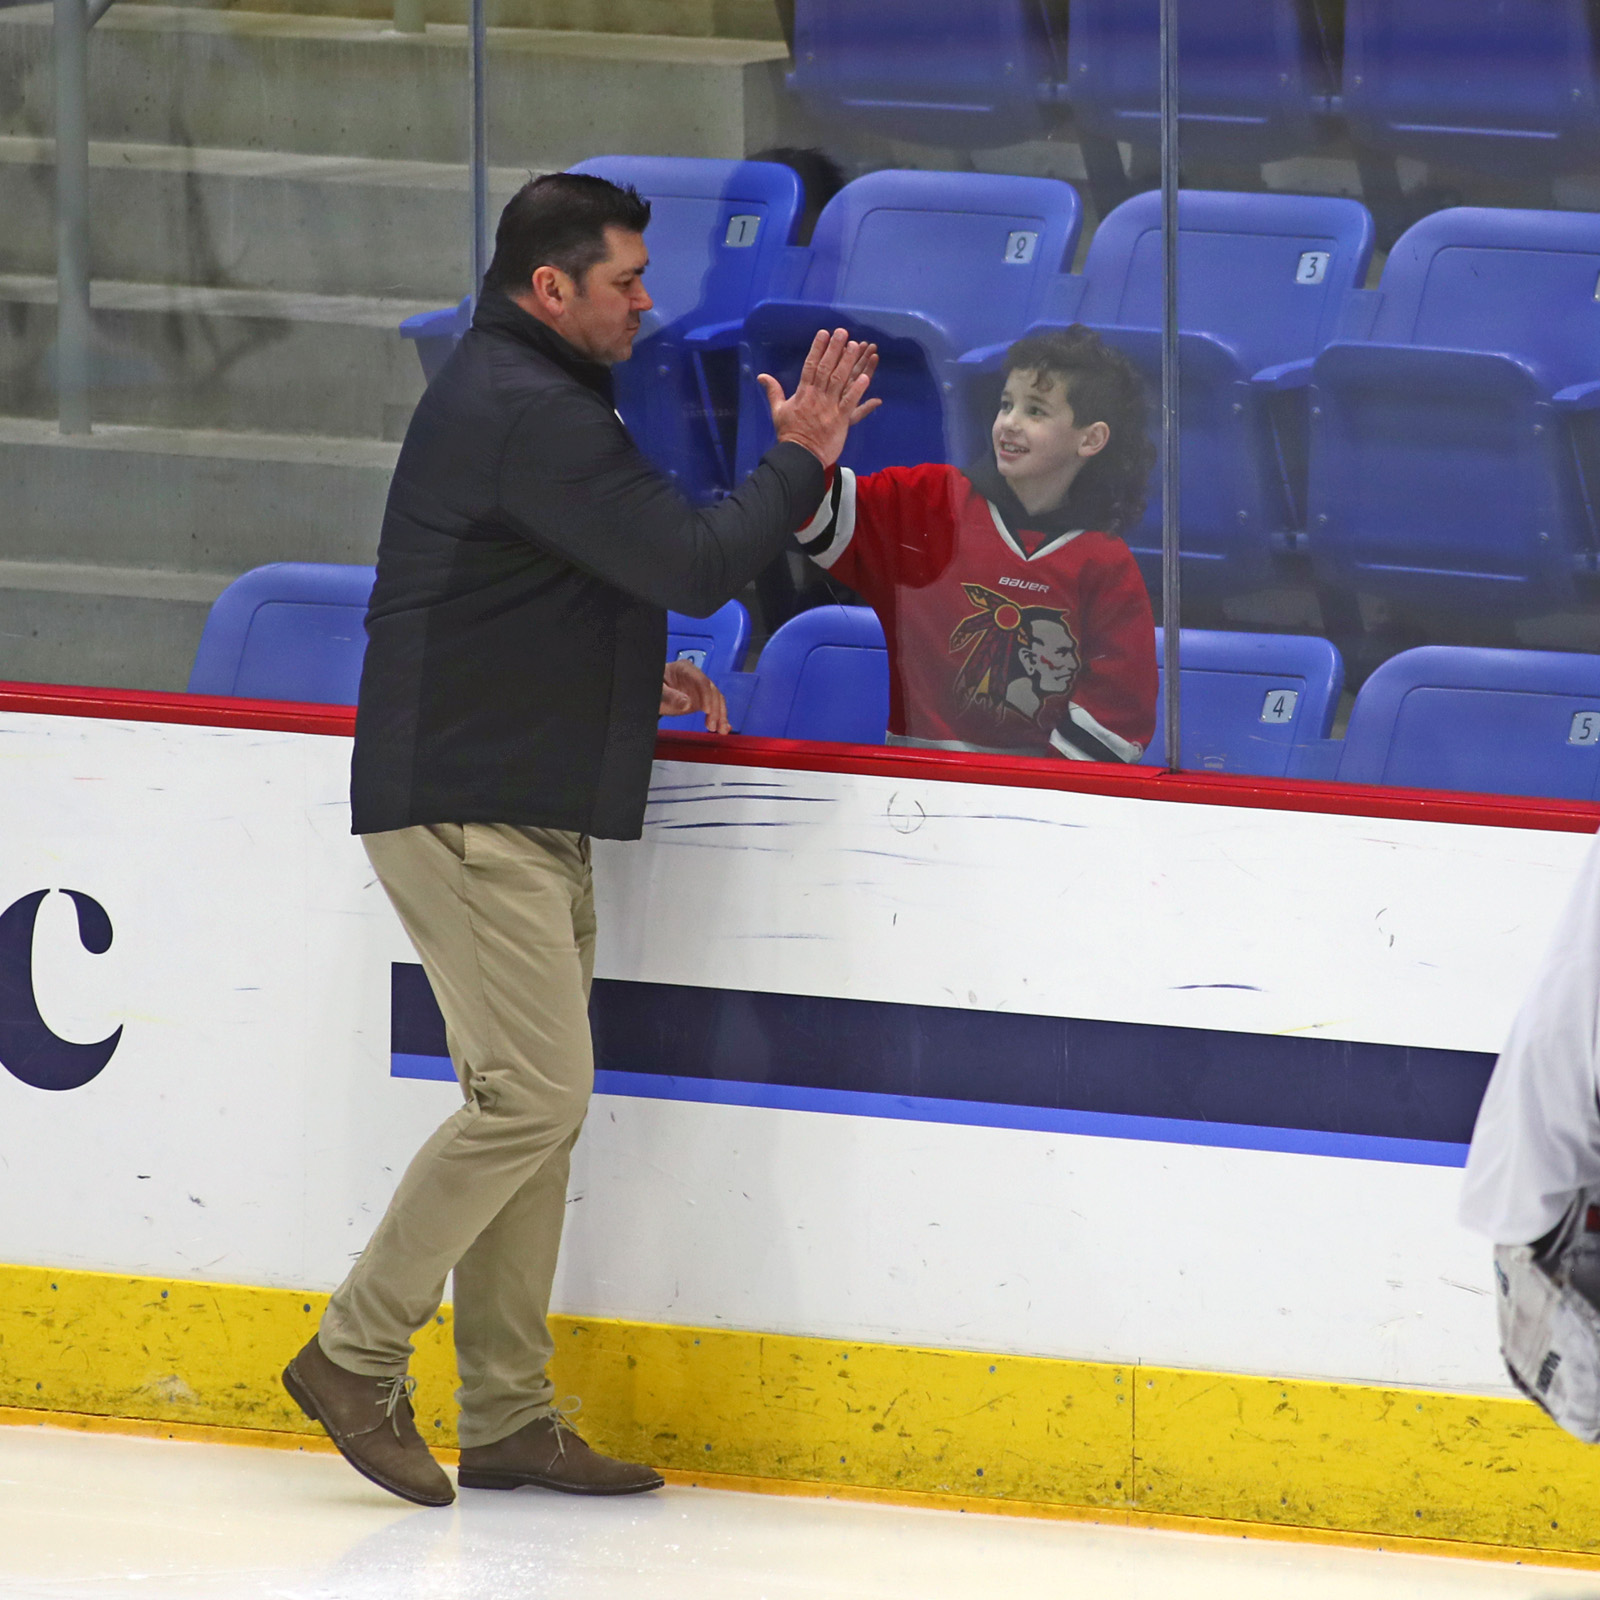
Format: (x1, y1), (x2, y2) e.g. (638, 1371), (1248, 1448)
(1000, 325), (1155, 536)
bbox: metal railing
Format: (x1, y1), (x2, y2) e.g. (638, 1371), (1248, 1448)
(50, 0), (486, 434)
(52, 0), (113, 434)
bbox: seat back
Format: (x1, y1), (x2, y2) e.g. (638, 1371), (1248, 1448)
(569, 157), (804, 339)
(1066, 0), (1333, 162)
(740, 170), (1084, 480)
(1337, 646), (1600, 799)
(800, 170), (1083, 355)
(1344, 0), (1600, 175)
(399, 297), (472, 385)
(741, 605), (890, 743)
(1141, 628), (1344, 776)
(787, 0), (1061, 147)
(571, 157), (806, 503)
(188, 563), (376, 704)
(660, 600), (753, 731)
(1361, 207), (1600, 390)
(1080, 188), (1373, 384)
(1073, 190), (1372, 594)
(1306, 207), (1600, 613)
(665, 600), (752, 679)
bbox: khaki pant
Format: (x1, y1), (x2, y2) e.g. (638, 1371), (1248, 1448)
(320, 823), (596, 1449)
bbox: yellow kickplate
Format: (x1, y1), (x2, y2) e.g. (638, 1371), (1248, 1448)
(6, 1262), (1600, 1558)
(1135, 1365), (1600, 1552)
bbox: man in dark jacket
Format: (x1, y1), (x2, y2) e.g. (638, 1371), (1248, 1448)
(281, 173), (878, 1508)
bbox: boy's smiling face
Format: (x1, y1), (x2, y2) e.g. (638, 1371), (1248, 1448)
(991, 368), (1110, 516)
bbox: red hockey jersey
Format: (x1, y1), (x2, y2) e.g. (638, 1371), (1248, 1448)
(798, 463), (1157, 761)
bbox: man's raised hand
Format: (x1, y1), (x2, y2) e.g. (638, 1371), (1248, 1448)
(758, 327), (881, 469)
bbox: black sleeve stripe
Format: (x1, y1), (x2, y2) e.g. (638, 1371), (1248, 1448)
(796, 470), (844, 556)
(1052, 721), (1127, 763)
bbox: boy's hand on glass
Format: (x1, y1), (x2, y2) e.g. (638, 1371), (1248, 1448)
(659, 658), (730, 735)
(759, 327), (881, 468)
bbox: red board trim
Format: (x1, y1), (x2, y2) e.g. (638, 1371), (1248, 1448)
(0, 681), (357, 737)
(2, 680), (1596, 835)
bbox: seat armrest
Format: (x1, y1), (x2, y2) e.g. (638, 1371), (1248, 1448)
(1554, 381), (1600, 412)
(681, 319), (745, 350)
(743, 299), (956, 358)
(1252, 359), (1315, 391)
(956, 341), (1012, 371)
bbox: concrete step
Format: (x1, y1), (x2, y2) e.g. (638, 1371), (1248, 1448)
(0, 137), (533, 299)
(114, 0), (784, 40)
(0, 415), (394, 575)
(0, 417), (397, 688)
(0, 276), (434, 439)
(0, 5), (794, 164)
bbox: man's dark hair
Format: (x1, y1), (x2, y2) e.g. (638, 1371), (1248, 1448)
(749, 146), (846, 245)
(1001, 324), (1156, 536)
(482, 173), (652, 294)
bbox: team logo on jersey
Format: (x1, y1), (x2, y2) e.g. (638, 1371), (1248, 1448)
(949, 583), (1080, 729)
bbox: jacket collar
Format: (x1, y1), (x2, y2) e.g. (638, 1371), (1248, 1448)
(471, 288), (615, 405)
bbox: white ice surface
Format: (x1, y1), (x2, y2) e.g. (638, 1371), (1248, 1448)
(2, 1425), (1599, 1599)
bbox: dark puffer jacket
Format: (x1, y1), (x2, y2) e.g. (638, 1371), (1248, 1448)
(351, 290), (825, 839)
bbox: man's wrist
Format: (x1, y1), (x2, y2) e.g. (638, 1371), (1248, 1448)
(774, 428), (828, 466)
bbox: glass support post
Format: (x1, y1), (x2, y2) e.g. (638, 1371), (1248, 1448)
(1158, 0), (1182, 768)
(54, 0), (91, 435)
(469, 0), (489, 306)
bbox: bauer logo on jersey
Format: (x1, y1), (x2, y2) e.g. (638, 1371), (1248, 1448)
(950, 583), (1080, 732)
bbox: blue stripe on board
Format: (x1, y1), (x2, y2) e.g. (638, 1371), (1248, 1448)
(593, 1070), (1471, 1166)
(389, 963), (1495, 1162)
(392, 1051), (455, 1081)
(387, 1054), (1467, 1165)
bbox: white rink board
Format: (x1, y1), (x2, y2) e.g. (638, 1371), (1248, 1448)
(0, 710), (1589, 1395)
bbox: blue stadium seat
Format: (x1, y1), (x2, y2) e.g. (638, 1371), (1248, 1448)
(1141, 628), (1345, 776)
(786, 0), (1065, 148)
(1082, 190), (1373, 597)
(1336, 646), (1600, 799)
(741, 605), (890, 743)
(1066, 0), (1335, 165)
(660, 599), (754, 731)
(962, 190), (1373, 598)
(188, 563), (375, 704)
(400, 297), (471, 385)
(571, 157), (806, 503)
(1303, 207), (1600, 617)
(400, 159), (805, 504)
(1343, 0), (1600, 178)
(735, 171), (1084, 482)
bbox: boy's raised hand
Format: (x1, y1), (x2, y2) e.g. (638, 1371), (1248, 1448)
(759, 328), (881, 469)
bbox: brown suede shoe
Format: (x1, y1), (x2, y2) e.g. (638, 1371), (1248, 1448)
(457, 1414), (664, 1495)
(282, 1335), (455, 1507)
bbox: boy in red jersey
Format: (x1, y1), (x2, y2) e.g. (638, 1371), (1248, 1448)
(788, 326), (1157, 761)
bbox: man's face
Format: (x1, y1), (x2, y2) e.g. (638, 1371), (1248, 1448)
(561, 226), (653, 366)
(1018, 618), (1078, 693)
(992, 370), (1098, 493)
